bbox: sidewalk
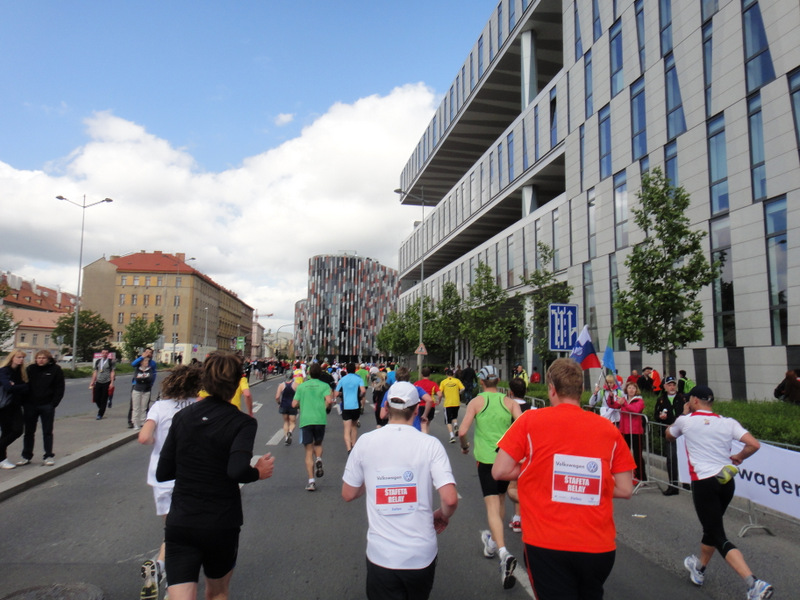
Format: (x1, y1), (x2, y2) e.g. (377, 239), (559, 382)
(0, 375), (274, 503)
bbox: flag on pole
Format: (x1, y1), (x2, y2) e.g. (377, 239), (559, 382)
(569, 325), (602, 370)
(602, 331), (616, 375)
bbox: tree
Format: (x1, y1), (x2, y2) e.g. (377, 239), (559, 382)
(0, 284), (18, 347)
(52, 310), (113, 361)
(614, 167), (719, 376)
(520, 243), (573, 370)
(376, 310), (416, 360)
(426, 282), (463, 364)
(122, 315), (164, 360)
(460, 261), (526, 362)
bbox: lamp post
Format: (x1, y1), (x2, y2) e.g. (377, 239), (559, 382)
(394, 187), (426, 376)
(56, 194), (113, 370)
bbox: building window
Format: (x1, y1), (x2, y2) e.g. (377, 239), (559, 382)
(659, 0), (673, 56)
(707, 114), (729, 215)
(599, 105), (611, 180)
(552, 208), (560, 271)
(507, 132), (514, 181)
(522, 121), (529, 170)
(32, 334), (38, 345)
(173, 314), (180, 326)
(175, 276), (182, 288)
(574, 2), (583, 61)
(489, 23), (494, 61)
(119, 294), (125, 306)
(157, 276), (163, 286)
(143, 294), (150, 307)
(635, 0), (645, 73)
(742, 0), (775, 93)
(702, 23), (713, 118)
(631, 77), (647, 161)
(583, 262), (597, 332)
(497, 143), (504, 188)
(587, 188), (597, 259)
(507, 235), (515, 287)
(791, 68), (800, 158)
(609, 19), (623, 97)
(44, 335), (50, 347)
(765, 197), (787, 345)
(535, 219), (542, 270)
(665, 53), (686, 140)
(155, 294), (162, 306)
(614, 171), (628, 250)
(710, 216), (736, 347)
(142, 313), (149, 322)
(116, 331), (123, 343)
(133, 276), (140, 286)
(748, 93), (766, 202)
(470, 53), (475, 89)
(521, 227), (529, 278)
(534, 105), (540, 161)
(584, 49), (593, 118)
(130, 313), (138, 322)
(131, 294), (138, 306)
(579, 125), (586, 191)
(702, 0), (718, 21)
(449, 85), (455, 123)
(118, 312), (124, 324)
(490, 151), (496, 194)
(665, 140), (678, 185)
(120, 276), (127, 286)
(145, 276), (151, 286)
(592, 0), (602, 41)
(508, 0), (515, 30)
(497, 2), (503, 48)
(20, 333), (26, 343)
(549, 88), (558, 148)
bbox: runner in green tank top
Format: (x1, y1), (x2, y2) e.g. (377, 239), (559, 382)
(458, 365), (522, 590)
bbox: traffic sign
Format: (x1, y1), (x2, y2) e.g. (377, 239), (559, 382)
(414, 343), (428, 355)
(549, 304), (578, 352)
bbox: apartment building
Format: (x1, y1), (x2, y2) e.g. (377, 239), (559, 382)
(83, 251), (253, 362)
(396, 0), (799, 399)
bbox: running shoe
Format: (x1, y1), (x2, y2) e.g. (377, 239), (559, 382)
(746, 579), (774, 599)
(315, 456), (324, 478)
(449, 436), (456, 444)
(140, 559), (158, 600)
(16, 458), (31, 466)
(0, 459), (17, 470)
(509, 519), (522, 533)
(500, 553), (517, 589)
(44, 458), (55, 467)
(684, 555), (705, 586)
(716, 464), (738, 484)
(481, 530), (497, 558)
(305, 481), (317, 492)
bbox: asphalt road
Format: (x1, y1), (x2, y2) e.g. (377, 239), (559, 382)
(0, 376), (793, 599)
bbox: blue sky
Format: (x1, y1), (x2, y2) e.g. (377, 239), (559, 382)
(2, 1), (486, 172)
(1, 1), (493, 331)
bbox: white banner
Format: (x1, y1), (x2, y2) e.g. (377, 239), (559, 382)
(677, 438), (800, 520)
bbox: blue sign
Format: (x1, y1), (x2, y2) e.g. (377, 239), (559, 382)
(549, 304), (578, 352)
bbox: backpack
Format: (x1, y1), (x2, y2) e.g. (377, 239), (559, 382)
(681, 377), (695, 394)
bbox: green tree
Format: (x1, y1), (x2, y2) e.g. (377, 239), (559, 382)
(614, 167), (719, 376)
(52, 310), (113, 361)
(520, 243), (573, 369)
(376, 310), (416, 360)
(460, 261), (526, 362)
(122, 315), (164, 360)
(0, 283), (19, 347)
(426, 282), (462, 364)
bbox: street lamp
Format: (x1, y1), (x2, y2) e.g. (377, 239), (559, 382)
(394, 187), (425, 376)
(56, 194), (113, 370)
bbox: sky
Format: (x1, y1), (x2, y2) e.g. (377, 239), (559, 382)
(0, 1), (491, 334)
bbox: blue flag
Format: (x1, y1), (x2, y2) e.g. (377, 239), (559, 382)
(602, 331), (616, 375)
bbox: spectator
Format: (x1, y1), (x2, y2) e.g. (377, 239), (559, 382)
(18, 350), (64, 467)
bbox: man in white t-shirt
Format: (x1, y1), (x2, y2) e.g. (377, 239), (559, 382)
(666, 385), (774, 600)
(342, 381), (458, 600)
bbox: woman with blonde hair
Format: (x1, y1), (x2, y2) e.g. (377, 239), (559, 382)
(0, 349), (29, 469)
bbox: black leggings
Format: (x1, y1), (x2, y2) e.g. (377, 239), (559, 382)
(691, 476), (737, 557)
(524, 544), (615, 600)
(0, 404), (24, 461)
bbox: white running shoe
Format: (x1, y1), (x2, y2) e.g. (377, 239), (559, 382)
(0, 459), (17, 470)
(746, 579), (774, 600)
(481, 530), (497, 558)
(684, 555), (705, 586)
(500, 553), (517, 589)
(140, 559), (158, 600)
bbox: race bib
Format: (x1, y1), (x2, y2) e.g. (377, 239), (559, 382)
(552, 454), (602, 506)
(374, 467), (418, 515)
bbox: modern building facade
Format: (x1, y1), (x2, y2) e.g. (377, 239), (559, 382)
(83, 251), (253, 362)
(397, 0), (799, 400)
(295, 254), (399, 362)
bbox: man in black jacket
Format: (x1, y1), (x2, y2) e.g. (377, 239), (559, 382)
(654, 375), (686, 495)
(19, 350), (64, 466)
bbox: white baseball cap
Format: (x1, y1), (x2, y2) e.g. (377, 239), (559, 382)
(386, 382), (420, 409)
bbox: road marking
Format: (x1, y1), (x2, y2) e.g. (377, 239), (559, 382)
(266, 429), (285, 446)
(252, 401), (262, 414)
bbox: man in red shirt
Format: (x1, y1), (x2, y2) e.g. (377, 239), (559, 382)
(493, 358), (635, 599)
(414, 367), (442, 434)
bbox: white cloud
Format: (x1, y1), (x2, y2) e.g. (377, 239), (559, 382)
(0, 84), (436, 332)
(274, 113), (295, 126)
